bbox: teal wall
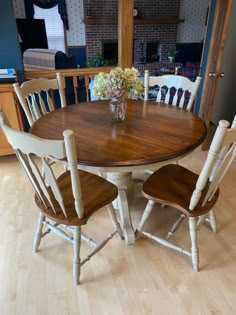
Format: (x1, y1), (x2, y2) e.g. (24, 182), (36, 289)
(0, 0), (24, 82)
(194, 0), (216, 114)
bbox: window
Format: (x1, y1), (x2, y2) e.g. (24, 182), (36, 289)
(33, 4), (66, 52)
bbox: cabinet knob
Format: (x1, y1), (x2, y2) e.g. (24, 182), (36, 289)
(209, 72), (217, 77)
(218, 72), (225, 78)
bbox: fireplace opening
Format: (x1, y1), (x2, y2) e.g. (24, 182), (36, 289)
(102, 40), (118, 65)
(146, 42), (160, 62)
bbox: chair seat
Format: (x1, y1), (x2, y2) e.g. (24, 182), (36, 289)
(35, 170), (118, 226)
(142, 164), (219, 217)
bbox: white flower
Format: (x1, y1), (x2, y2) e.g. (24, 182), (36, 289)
(93, 67), (144, 99)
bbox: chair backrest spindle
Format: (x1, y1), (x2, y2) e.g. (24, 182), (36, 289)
(144, 70), (201, 111)
(63, 129), (84, 218)
(0, 111), (84, 219)
(189, 119), (236, 210)
(13, 74), (66, 127)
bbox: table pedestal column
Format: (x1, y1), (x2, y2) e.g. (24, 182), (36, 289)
(106, 172), (135, 245)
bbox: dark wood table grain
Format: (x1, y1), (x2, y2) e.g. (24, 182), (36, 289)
(31, 99), (207, 244)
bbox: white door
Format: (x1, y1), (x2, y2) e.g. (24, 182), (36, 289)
(211, 0), (236, 125)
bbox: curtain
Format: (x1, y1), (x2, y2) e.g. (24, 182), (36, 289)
(24, 0), (69, 30)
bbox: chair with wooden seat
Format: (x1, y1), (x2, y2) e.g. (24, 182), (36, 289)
(144, 70), (202, 175)
(0, 110), (122, 285)
(144, 70), (201, 111)
(13, 73), (66, 127)
(136, 118), (236, 271)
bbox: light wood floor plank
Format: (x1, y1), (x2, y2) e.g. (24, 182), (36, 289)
(0, 147), (236, 315)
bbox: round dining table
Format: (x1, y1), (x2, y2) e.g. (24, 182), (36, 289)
(31, 99), (207, 245)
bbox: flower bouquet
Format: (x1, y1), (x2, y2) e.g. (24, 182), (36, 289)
(93, 67), (144, 121)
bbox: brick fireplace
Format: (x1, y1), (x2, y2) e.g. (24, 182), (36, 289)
(83, 0), (181, 73)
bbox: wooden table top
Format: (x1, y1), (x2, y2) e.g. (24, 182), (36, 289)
(31, 99), (207, 168)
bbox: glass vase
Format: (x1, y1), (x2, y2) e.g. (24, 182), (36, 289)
(109, 97), (127, 122)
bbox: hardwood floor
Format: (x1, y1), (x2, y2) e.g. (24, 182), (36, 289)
(0, 147), (236, 315)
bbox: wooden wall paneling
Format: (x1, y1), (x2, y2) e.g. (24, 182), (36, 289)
(118, 0), (134, 68)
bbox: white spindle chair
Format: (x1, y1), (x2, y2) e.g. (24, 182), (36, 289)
(136, 116), (236, 271)
(13, 73), (66, 127)
(0, 110), (122, 285)
(144, 70), (201, 111)
(144, 70), (202, 175)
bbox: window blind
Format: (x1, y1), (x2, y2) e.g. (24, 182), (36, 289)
(34, 4), (65, 52)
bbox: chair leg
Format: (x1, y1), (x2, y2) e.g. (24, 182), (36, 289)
(197, 214), (207, 227)
(33, 213), (45, 253)
(73, 226), (81, 285)
(106, 204), (123, 239)
(209, 210), (217, 233)
(135, 200), (155, 238)
(166, 214), (186, 240)
(189, 217), (199, 272)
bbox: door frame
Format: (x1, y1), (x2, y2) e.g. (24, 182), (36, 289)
(198, 0), (233, 148)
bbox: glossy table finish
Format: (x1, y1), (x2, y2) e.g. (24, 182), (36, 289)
(31, 99), (207, 244)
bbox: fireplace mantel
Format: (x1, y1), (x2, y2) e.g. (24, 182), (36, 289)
(84, 0), (182, 65)
(83, 17), (184, 24)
